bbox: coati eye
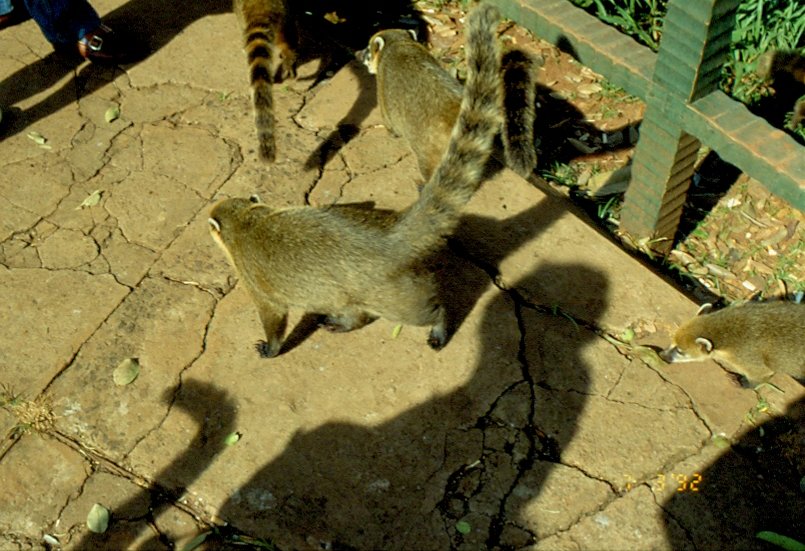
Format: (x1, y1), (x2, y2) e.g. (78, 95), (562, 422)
(249, 194), (262, 204)
(208, 218), (221, 232)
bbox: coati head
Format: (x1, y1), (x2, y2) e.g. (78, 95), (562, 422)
(659, 303), (716, 364)
(208, 194), (265, 265)
(359, 29), (418, 74)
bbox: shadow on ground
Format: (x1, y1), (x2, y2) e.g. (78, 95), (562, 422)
(210, 261), (607, 549)
(663, 396), (805, 550)
(73, 380), (237, 549)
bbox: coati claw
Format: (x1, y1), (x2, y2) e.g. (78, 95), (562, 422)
(255, 340), (280, 358)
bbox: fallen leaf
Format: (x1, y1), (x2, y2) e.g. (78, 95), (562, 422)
(104, 105), (120, 124)
(113, 358), (140, 386)
(391, 324), (403, 338)
(27, 131), (47, 145)
(224, 432), (241, 446)
(323, 11), (346, 24)
(86, 503), (110, 533)
(711, 434), (730, 449)
(455, 520), (471, 535)
(76, 189), (103, 210)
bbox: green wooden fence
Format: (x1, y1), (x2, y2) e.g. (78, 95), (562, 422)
(489, 0), (805, 252)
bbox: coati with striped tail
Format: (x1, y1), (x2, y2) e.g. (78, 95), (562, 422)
(234, 0), (297, 161)
(361, 21), (538, 180)
(209, 4), (504, 357)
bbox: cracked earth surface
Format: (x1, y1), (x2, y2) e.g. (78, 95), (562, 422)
(1, 1), (803, 549)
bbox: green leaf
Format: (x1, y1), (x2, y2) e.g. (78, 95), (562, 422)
(76, 189), (103, 210)
(26, 131), (47, 145)
(181, 531), (211, 551)
(224, 431), (241, 446)
(391, 324), (403, 338)
(113, 358), (140, 386)
(711, 434), (731, 449)
(455, 520), (471, 535)
(104, 105), (120, 124)
(756, 531), (805, 551)
(86, 503), (110, 533)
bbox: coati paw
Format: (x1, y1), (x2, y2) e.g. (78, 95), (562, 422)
(427, 326), (447, 350)
(255, 340), (281, 358)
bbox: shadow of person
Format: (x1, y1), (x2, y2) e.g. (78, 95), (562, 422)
(210, 262), (608, 549)
(71, 380), (237, 549)
(662, 397), (805, 549)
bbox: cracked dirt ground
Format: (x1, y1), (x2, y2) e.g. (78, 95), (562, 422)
(1, 1), (804, 549)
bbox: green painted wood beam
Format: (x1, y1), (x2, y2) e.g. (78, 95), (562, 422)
(489, 0), (804, 244)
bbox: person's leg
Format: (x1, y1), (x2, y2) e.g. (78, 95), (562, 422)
(20, 0), (100, 46)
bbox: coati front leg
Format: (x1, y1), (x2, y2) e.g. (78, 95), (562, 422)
(253, 298), (289, 358)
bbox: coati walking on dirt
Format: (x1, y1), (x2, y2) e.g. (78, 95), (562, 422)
(209, 4), (504, 358)
(234, 0), (298, 161)
(660, 301), (805, 385)
(361, 22), (538, 180)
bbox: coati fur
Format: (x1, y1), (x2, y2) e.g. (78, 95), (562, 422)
(209, 4), (504, 358)
(361, 21), (538, 180)
(660, 301), (805, 385)
(234, 0), (298, 161)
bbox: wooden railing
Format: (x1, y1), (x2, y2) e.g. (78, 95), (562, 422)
(489, 0), (805, 252)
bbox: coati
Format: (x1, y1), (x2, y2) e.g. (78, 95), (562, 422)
(660, 301), (805, 385)
(234, 0), (298, 161)
(756, 50), (805, 129)
(209, 4), (503, 358)
(361, 21), (538, 180)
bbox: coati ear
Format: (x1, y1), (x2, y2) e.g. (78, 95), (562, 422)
(372, 36), (385, 53)
(249, 194), (262, 204)
(407, 29), (418, 41)
(696, 303), (713, 316)
(208, 218), (221, 233)
(694, 337), (714, 354)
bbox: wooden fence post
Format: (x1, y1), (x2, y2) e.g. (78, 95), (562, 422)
(620, 0), (740, 252)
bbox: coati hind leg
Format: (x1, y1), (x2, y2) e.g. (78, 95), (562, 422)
(427, 304), (448, 350)
(320, 310), (378, 332)
(253, 298), (289, 358)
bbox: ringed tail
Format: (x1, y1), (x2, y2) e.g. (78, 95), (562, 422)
(394, 3), (503, 250)
(501, 48), (538, 177)
(244, 22), (276, 161)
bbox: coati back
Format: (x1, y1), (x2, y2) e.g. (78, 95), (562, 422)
(660, 301), (805, 385)
(209, 4), (503, 358)
(361, 22), (537, 180)
(234, 0), (298, 161)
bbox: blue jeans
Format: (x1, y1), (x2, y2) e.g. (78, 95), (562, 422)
(0, 0), (100, 45)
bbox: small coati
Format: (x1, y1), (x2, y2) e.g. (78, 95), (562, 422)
(209, 4), (504, 358)
(361, 21), (538, 180)
(234, 0), (298, 161)
(660, 301), (805, 385)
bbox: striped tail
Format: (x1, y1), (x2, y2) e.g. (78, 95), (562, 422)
(394, 4), (503, 251)
(501, 48), (537, 177)
(244, 23), (276, 161)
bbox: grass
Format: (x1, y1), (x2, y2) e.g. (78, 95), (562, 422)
(568, 0), (805, 133)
